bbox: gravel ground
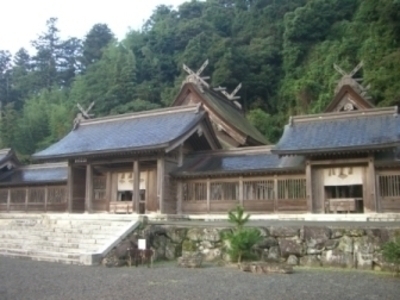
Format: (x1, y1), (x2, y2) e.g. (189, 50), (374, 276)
(0, 258), (399, 300)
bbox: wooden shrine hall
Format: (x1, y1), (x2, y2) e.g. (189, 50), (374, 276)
(1, 61), (400, 215)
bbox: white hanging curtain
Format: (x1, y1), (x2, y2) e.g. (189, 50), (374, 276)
(117, 172), (146, 191)
(323, 167), (363, 186)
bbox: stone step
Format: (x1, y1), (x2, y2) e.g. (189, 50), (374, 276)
(1, 243), (99, 253)
(0, 251), (81, 265)
(0, 235), (109, 244)
(0, 231), (115, 239)
(0, 248), (81, 260)
(0, 240), (100, 250)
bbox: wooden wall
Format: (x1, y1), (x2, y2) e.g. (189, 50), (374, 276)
(376, 170), (400, 213)
(181, 175), (307, 214)
(0, 185), (67, 212)
(311, 168), (325, 213)
(163, 157), (178, 214)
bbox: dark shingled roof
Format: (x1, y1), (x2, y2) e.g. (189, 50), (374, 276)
(33, 106), (210, 159)
(173, 83), (269, 146)
(0, 163), (68, 186)
(0, 148), (20, 169)
(273, 107), (400, 156)
(173, 147), (304, 177)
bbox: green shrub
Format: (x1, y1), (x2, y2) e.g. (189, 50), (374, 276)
(382, 238), (400, 276)
(222, 206), (262, 263)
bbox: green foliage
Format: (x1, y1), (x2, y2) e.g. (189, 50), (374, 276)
(223, 206), (262, 263)
(382, 237), (400, 276)
(182, 239), (197, 252)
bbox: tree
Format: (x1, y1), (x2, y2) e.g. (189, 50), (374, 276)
(82, 23), (114, 69)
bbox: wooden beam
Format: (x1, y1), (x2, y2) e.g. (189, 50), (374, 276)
(7, 189), (10, 213)
(177, 180), (183, 214)
(133, 160), (140, 213)
(85, 164), (93, 213)
(368, 156), (377, 212)
(206, 178), (211, 213)
(157, 157), (165, 214)
(239, 176), (244, 207)
(25, 188), (28, 212)
(106, 171), (112, 212)
(310, 158), (369, 166)
(273, 175), (278, 212)
(44, 186), (48, 213)
(67, 163), (74, 213)
(305, 161), (313, 213)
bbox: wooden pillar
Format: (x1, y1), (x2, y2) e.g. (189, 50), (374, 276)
(274, 175), (278, 212)
(85, 164), (93, 213)
(67, 163), (74, 213)
(368, 156), (377, 212)
(157, 157), (164, 214)
(239, 176), (244, 207)
(177, 180), (183, 214)
(306, 160), (313, 213)
(133, 160), (140, 213)
(25, 188), (29, 212)
(206, 178), (211, 213)
(106, 171), (112, 213)
(7, 189), (10, 213)
(44, 186), (48, 212)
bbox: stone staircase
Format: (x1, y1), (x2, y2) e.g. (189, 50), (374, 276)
(0, 214), (139, 265)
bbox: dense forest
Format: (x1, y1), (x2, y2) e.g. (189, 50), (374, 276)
(0, 0), (399, 161)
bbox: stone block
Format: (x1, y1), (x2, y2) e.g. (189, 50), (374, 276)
(177, 252), (203, 268)
(287, 255), (299, 265)
(257, 237), (278, 249)
(324, 239), (339, 250)
(331, 228), (345, 239)
(321, 250), (355, 268)
(303, 226), (331, 248)
(239, 262), (293, 274)
(266, 246), (281, 262)
(337, 236), (353, 253)
(279, 239), (305, 258)
(345, 228), (365, 237)
(299, 255), (321, 268)
(270, 226), (299, 238)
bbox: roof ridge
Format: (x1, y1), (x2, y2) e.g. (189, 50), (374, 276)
(291, 106), (398, 124)
(80, 105), (199, 126)
(20, 162), (68, 170)
(187, 145), (274, 157)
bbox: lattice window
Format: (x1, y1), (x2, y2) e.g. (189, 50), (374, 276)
(48, 186), (67, 204)
(277, 178), (306, 200)
(379, 174), (400, 197)
(94, 176), (107, 201)
(0, 189), (8, 204)
(10, 189), (26, 203)
(210, 182), (239, 201)
(28, 188), (45, 203)
(183, 182), (207, 201)
(244, 180), (274, 201)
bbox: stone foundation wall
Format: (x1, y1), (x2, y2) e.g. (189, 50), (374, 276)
(104, 224), (400, 271)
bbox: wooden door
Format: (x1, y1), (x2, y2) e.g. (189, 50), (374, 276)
(311, 168), (325, 213)
(72, 167), (86, 213)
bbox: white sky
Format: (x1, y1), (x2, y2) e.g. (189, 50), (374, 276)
(0, 0), (186, 55)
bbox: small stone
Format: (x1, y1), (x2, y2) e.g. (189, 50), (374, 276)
(239, 262), (293, 274)
(287, 255), (299, 265)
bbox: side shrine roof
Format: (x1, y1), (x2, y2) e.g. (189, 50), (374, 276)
(172, 146), (304, 178)
(173, 83), (269, 146)
(33, 106), (219, 160)
(0, 148), (20, 169)
(0, 163), (68, 186)
(273, 106), (400, 156)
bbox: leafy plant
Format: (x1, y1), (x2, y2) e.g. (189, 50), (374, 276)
(222, 206), (262, 263)
(382, 238), (400, 276)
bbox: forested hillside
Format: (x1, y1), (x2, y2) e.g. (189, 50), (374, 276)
(0, 0), (399, 161)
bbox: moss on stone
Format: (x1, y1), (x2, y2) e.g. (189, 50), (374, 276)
(182, 239), (197, 252)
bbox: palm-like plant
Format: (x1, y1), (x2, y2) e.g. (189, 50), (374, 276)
(228, 205), (250, 230)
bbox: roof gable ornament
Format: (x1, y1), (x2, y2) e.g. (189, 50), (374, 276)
(182, 59), (210, 92)
(73, 102), (95, 130)
(333, 61), (371, 99)
(216, 83), (243, 109)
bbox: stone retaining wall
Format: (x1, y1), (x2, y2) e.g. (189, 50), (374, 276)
(103, 224), (400, 272)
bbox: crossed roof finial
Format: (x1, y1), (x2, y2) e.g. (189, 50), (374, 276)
(333, 61), (371, 98)
(73, 102), (95, 130)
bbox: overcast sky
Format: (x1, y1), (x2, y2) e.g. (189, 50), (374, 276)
(1, 0), (186, 55)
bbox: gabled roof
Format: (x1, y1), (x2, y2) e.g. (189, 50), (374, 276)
(0, 148), (20, 170)
(324, 84), (375, 113)
(33, 106), (220, 160)
(273, 107), (400, 156)
(172, 146), (304, 178)
(172, 83), (269, 146)
(0, 163), (67, 186)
